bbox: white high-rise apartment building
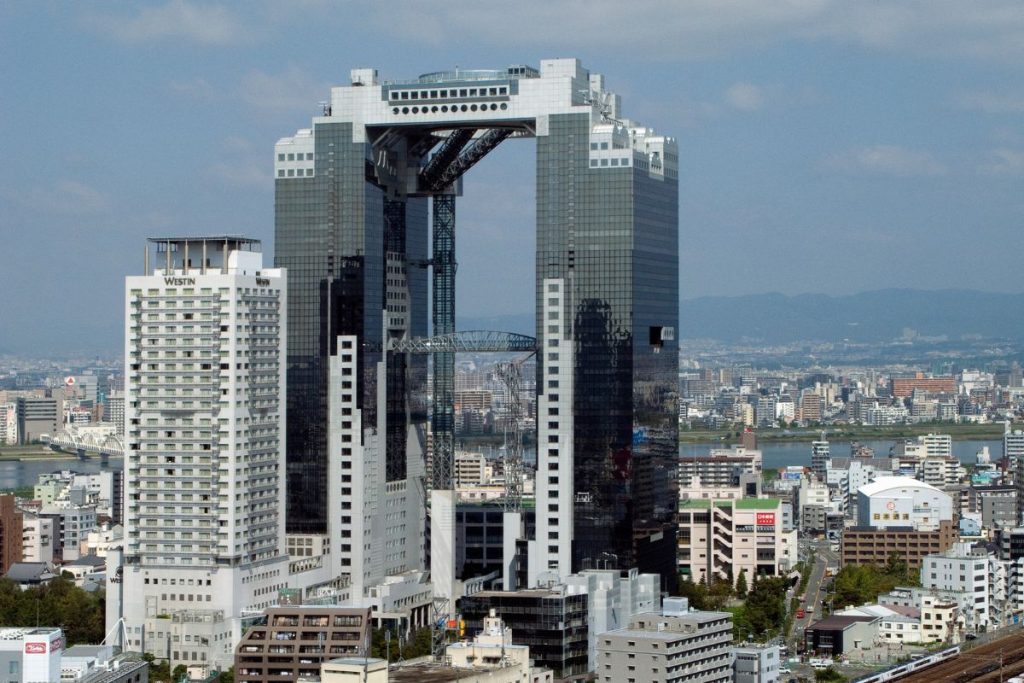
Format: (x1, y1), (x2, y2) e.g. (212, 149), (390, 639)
(1006, 428), (1024, 467)
(116, 237), (289, 670)
(0, 403), (16, 445)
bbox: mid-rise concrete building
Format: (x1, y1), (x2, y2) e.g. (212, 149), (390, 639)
(921, 543), (998, 629)
(234, 606), (371, 682)
(115, 237), (290, 670)
(20, 513), (54, 565)
(596, 599), (733, 683)
(15, 392), (62, 444)
(39, 503), (97, 562)
(104, 390), (125, 438)
(0, 495), (23, 575)
(564, 568), (660, 672)
(677, 447), (761, 488)
(678, 497), (792, 586)
(841, 521), (958, 571)
(891, 374), (956, 398)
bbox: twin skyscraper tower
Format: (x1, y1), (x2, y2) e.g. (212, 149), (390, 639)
(274, 58), (681, 590)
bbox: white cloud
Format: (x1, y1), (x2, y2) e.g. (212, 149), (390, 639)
(361, 0), (1024, 62)
(825, 145), (947, 177)
(725, 83), (765, 111)
(3, 180), (111, 215)
(169, 78), (217, 100)
(205, 161), (270, 189)
(955, 90), (1024, 114)
(979, 148), (1024, 175)
(205, 137), (270, 188)
(238, 66), (328, 113)
(55, 180), (111, 212)
(86, 1), (249, 46)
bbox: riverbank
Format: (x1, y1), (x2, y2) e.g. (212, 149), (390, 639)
(680, 423), (1007, 444)
(0, 446), (81, 461)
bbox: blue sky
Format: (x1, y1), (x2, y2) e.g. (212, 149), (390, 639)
(1, 1), (1023, 355)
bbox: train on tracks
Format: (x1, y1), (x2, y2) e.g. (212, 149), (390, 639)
(854, 646), (961, 683)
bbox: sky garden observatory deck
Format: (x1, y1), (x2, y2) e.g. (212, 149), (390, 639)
(274, 58), (680, 591)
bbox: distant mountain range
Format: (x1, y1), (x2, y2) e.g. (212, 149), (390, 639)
(460, 289), (1024, 343)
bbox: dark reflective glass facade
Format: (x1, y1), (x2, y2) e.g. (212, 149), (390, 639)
(275, 121), (427, 534)
(537, 113), (679, 588)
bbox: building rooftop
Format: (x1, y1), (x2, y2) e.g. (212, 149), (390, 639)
(389, 662), (517, 682)
(65, 554), (106, 567)
(859, 476), (941, 496)
(606, 628), (689, 641)
(146, 235), (260, 248)
(735, 498), (780, 509)
(468, 588), (568, 599)
(679, 498), (779, 510)
(632, 609), (732, 624)
(4, 562), (54, 583)
(807, 615), (878, 630)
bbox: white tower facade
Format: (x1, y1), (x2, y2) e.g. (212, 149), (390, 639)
(118, 237), (289, 670)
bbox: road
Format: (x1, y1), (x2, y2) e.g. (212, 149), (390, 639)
(790, 539), (838, 649)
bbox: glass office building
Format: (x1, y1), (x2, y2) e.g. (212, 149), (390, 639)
(275, 59), (678, 587)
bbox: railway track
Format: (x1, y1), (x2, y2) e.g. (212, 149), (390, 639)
(896, 631), (1024, 682)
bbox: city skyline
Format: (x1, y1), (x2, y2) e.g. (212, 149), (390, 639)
(4, 2), (1024, 356)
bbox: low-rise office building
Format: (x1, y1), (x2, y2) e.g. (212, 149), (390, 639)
(732, 644), (781, 683)
(804, 615), (879, 657)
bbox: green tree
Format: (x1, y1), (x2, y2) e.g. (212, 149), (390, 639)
(371, 626), (434, 661)
(172, 664), (188, 682)
(143, 653), (171, 683)
(0, 576), (105, 646)
(816, 666), (846, 682)
(706, 577), (733, 610)
(743, 576), (788, 639)
(831, 556), (915, 609)
(677, 576), (710, 611)
(736, 570), (749, 599)
(216, 667), (234, 683)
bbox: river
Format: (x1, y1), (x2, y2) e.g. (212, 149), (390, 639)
(680, 439), (1003, 471)
(0, 456), (124, 491)
(0, 438), (1004, 491)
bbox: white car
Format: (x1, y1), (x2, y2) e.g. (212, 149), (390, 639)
(779, 666), (792, 674)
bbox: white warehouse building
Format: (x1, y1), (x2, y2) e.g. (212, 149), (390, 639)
(857, 476), (954, 532)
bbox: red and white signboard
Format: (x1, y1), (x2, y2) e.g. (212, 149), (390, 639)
(756, 513), (776, 526)
(24, 642), (46, 654)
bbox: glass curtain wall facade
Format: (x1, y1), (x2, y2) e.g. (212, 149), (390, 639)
(275, 121), (428, 534)
(537, 113), (680, 588)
